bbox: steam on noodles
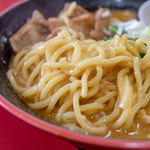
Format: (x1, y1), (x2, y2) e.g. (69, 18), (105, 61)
(7, 2), (150, 139)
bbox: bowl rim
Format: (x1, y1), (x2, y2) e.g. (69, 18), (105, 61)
(1, 0), (150, 149)
(1, 95), (150, 149)
(0, 0), (28, 18)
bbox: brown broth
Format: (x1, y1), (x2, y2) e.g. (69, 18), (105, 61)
(33, 105), (150, 140)
(111, 10), (138, 21)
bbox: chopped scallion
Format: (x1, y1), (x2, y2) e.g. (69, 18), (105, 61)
(108, 25), (118, 34)
(104, 37), (113, 41)
(121, 30), (127, 35)
(139, 53), (146, 58)
(128, 38), (138, 41)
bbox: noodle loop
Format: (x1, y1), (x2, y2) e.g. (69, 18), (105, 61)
(7, 29), (150, 136)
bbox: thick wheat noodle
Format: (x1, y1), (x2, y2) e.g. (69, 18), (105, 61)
(7, 2), (150, 137)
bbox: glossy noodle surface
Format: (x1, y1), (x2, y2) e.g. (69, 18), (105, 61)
(7, 2), (150, 139)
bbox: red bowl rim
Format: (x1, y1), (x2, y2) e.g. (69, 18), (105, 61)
(1, 95), (150, 149)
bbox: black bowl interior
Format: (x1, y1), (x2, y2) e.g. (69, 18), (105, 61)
(0, 0), (146, 128)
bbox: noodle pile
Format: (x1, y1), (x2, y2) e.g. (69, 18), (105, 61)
(6, 1), (150, 137)
(7, 28), (150, 136)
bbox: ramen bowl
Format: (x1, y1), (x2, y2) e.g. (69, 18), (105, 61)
(0, 0), (150, 149)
